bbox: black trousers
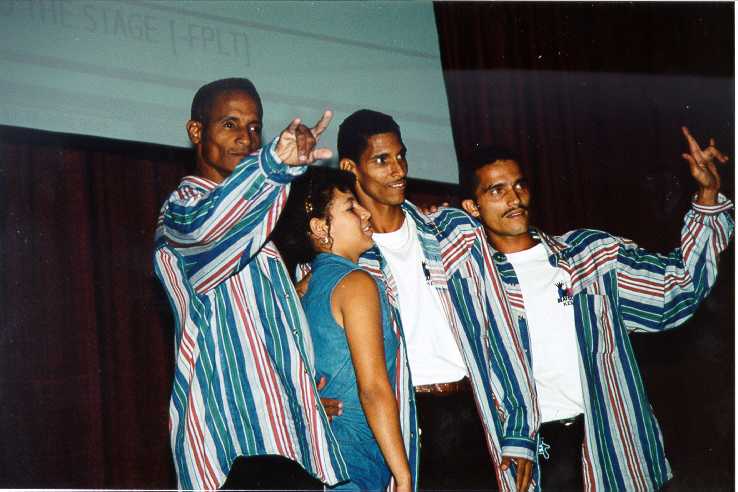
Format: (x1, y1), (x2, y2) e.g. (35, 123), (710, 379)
(416, 389), (499, 491)
(538, 414), (585, 491)
(220, 455), (323, 491)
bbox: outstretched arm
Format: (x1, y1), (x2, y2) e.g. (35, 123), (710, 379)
(617, 127), (733, 332)
(334, 270), (412, 492)
(158, 112), (333, 292)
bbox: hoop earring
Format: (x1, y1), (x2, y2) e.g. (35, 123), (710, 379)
(320, 235), (333, 248)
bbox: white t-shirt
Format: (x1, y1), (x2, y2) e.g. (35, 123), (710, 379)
(506, 243), (585, 423)
(372, 213), (467, 386)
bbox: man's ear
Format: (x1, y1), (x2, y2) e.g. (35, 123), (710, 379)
(461, 199), (480, 218)
(309, 217), (328, 238)
(186, 120), (203, 145)
(339, 158), (357, 175)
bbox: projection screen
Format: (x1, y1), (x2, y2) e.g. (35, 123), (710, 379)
(0, 0), (459, 183)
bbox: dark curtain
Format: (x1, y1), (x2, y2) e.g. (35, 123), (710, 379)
(0, 127), (186, 487)
(435, 2), (733, 239)
(434, 2), (734, 490)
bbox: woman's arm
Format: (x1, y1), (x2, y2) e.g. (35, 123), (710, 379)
(332, 270), (412, 491)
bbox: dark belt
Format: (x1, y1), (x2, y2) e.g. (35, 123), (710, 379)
(541, 413), (584, 429)
(415, 377), (471, 395)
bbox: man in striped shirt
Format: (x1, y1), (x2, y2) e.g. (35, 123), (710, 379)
(153, 78), (348, 489)
(338, 110), (538, 492)
(447, 126), (733, 491)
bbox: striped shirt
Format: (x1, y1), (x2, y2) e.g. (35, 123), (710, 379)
(436, 197), (734, 491)
(153, 140), (348, 490)
(359, 202), (539, 492)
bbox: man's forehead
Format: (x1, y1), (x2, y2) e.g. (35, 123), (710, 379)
(479, 159), (523, 179)
(366, 132), (404, 149)
(474, 161), (525, 189)
(364, 132), (404, 154)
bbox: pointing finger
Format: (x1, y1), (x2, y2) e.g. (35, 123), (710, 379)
(681, 126), (701, 155)
(311, 110), (333, 138)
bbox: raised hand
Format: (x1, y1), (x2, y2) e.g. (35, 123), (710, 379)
(681, 126), (729, 205)
(276, 110), (333, 166)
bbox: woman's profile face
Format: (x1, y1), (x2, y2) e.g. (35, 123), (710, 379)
(324, 188), (374, 261)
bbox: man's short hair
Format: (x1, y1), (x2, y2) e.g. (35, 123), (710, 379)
(337, 109), (402, 163)
(459, 145), (523, 199)
(190, 78), (263, 124)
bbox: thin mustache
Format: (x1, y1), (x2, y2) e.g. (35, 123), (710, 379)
(504, 206), (528, 217)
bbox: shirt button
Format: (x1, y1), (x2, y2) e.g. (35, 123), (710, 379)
(493, 252), (507, 262)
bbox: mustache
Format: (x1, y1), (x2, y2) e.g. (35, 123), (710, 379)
(503, 205), (529, 217)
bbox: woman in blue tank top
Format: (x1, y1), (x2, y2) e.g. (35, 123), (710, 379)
(275, 167), (413, 491)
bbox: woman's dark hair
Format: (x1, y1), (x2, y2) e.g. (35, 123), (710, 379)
(271, 167), (356, 278)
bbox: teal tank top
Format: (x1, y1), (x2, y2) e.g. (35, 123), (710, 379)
(302, 253), (399, 444)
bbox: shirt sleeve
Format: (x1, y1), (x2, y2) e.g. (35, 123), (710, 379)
(437, 208), (539, 460)
(616, 194), (734, 333)
(489, 350), (539, 460)
(159, 139), (307, 293)
(484, 268), (539, 461)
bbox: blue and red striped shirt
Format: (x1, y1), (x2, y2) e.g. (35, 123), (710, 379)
(153, 141), (348, 489)
(360, 203), (540, 492)
(434, 196), (733, 491)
